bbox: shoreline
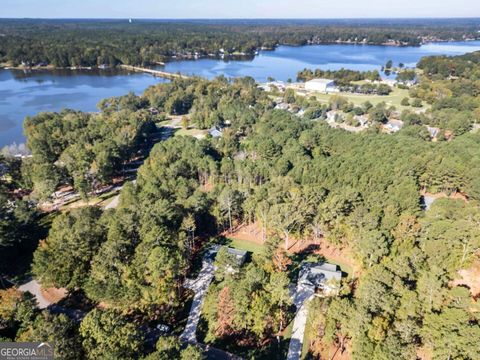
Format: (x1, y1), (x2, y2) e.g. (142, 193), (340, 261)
(1, 39), (479, 151)
(2, 38), (478, 72)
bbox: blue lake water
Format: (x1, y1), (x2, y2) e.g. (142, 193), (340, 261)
(163, 41), (480, 81)
(0, 69), (166, 147)
(1, 40), (480, 147)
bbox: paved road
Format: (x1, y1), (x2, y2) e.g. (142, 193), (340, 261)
(180, 248), (218, 343)
(103, 126), (175, 210)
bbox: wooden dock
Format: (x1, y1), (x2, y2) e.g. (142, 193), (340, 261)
(119, 65), (190, 80)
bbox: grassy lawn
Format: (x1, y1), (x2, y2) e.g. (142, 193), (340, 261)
(224, 237), (353, 278)
(174, 127), (208, 138)
(309, 87), (427, 111)
(225, 237), (265, 254)
(301, 254), (353, 280)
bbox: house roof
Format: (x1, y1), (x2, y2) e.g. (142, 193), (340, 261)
(209, 128), (223, 138)
(227, 247), (247, 258)
(226, 247), (248, 266)
(427, 126), (440, 137)
(306, 78), (335, 85)
(299, 262), (342, 288)
(310, 264), (342, 282)
(388, 119), (404, 128)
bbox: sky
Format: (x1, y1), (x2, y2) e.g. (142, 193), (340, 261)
(1, 0), (479, 19)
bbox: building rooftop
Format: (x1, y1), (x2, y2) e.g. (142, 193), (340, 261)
(226, 247), (248, 266)
(209, 128), (223, 138)
(310, 264), (342, 282)
(227, 247), (248, 258)
(299, 262), (342, 289)
(305, 78), (335, 84)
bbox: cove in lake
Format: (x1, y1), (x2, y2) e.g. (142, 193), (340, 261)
(161, 41), (480, 82)
(0, 69), (167, 147)
(1, 40), (480, 148)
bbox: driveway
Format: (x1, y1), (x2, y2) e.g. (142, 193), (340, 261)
(18, 279), (52, 309)
(180, 248), (218, 343)
(18, 279), (85, 322)
(104, 194), (120, 209)
(286, 269), (316, 360)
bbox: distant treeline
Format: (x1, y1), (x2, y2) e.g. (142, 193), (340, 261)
(297, 68), (381, 85)
(0, 19), (479, 67)
(418, 50), (480, 79)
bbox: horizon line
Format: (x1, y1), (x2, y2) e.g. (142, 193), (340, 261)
(1, 16), (480, 20)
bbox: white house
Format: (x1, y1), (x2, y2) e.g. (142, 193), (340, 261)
(305, 78), (335, 93)
(209, 127), (223, 138)
(427, 126), (440, 138)
(384, 119), (404, 133)
(259, 81), (286, 92)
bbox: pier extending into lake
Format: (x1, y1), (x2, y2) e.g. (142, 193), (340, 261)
(120, 64), (190, 79)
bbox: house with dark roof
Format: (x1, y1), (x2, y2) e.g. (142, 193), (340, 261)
(299, 263), (342, 295)
(226, 247), (248, 267)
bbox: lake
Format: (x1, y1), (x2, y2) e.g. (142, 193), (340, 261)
(1, 40), (480, 148)
(162, 41), (480, 81)
(0, 69), (167, 148)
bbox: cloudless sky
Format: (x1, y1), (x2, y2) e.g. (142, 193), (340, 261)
(1, 0), (479, 19)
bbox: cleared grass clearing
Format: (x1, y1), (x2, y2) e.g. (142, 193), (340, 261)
(301, 254), (354, 279)
(226, 237), (265, 254)
(226, 237), (354, 277)
(308, 87), (427, 111)
(174, 127), (208, 138)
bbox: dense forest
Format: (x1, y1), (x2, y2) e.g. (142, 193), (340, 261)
(0, 19), (479, 67)
(22, 97), (156, 199)
(1, 50), (480, 359)
(404, 50), (480, 134)
(297, 68), (382, 84)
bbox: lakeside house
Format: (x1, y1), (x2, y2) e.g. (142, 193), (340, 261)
(305, 78), (336, 93)
(384, 119), (404, 133)
(208, 127), (223, 138)
(299, 263), (342, 296)
(226, 248), (248, 267)
(148, 107), (159, 115)
(379, 79), (398, 87)
(427, 126), (441, 139)
(259, 81), (286, 92)
(275, 102), (290, 111)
